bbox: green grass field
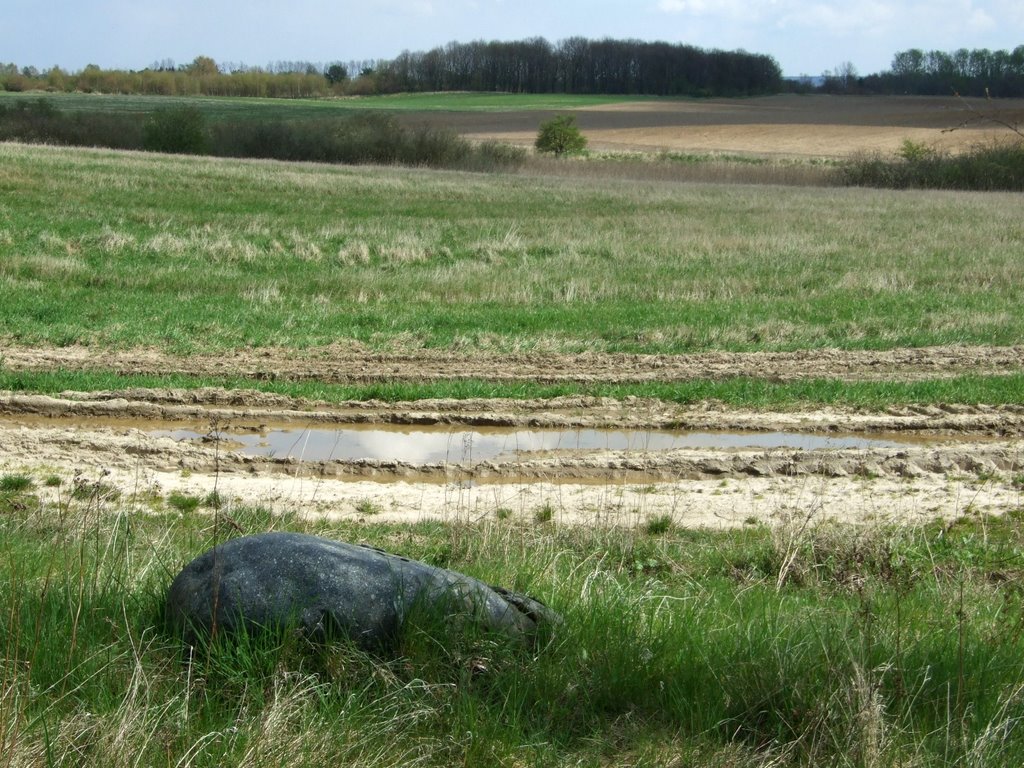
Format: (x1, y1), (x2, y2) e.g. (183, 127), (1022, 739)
(3, 477), (1024, 767)
(3, 136), (1024, 767)
(2, 142), (1021, 358)
(0, 90), (643, 120)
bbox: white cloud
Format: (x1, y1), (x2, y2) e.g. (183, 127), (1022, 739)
(653, 0), (1018, 41)
(780, 1), (897, 34)
(379, 0), (437, 16)
(654, 0), (900, 28)
(966, 8), (995, 30)
(656, 0), (747, 15)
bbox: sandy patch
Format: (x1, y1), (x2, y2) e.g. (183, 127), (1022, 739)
(11, 460), (1018, 533)
(1, 386), (1020, 530)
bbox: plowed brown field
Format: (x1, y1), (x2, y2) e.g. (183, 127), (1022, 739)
(414, 94), (1024, 158)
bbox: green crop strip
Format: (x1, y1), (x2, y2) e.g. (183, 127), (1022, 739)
(0, 90), (645, 119)
(3, 370), (1023, 408)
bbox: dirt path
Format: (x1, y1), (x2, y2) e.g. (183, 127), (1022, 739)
(4, 343), (1023, 384)
(3, 342), (1021, 529)
(1, 383), (1021, 529)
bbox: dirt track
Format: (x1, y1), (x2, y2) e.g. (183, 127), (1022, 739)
(1, 344), (1022, 529)
(4, 343), (1023, 384)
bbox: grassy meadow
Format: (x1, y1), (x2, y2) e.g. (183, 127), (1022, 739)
(1, 142), (1022, 358)
(3, 474), (1024, 766)
(2, 132), (1024, 767)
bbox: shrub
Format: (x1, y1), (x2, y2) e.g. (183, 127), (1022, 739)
(326, 112), (403, 164)
(897, 138), (935, 163)
(210, 113), (524, 171)
(534, 504), (554, 524)
(0, 99), (142, 149)
(535, 114), (587, 157)
(462, 140), (527, 172)
(841, 139), (1024, 191)
(1, 73), (28, 92)
(0, 98), (61, 142)
(645, 515), (673, 536)
(210, 120), (305, 161)
(0, 474), (33, 493)
(401, 123), (471, 167)
(0, 102), (524, 172)
(354, 498), (381, 516)
(143, 106), (208, 155)
(168, 492), (201, 513)
(56, 110), (144, 149)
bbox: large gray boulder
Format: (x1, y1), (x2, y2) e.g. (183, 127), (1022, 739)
(165, 532), (558, 650)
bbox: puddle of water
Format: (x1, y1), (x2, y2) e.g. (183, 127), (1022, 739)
(150, 423), (919, 464)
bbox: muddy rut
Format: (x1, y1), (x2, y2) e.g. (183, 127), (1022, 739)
(1, 345), (1021, 527)
(3, 344), (1023, 384)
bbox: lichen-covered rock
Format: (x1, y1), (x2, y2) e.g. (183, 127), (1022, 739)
(165, 532), (558, 650)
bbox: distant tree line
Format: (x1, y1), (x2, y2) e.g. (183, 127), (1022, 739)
(365, 38), (782, 96)
(816, 46), (1024, 97)
(7, 42), (1022, 100)
(0, 57), (343, 98)
(0, 38), (782, 99)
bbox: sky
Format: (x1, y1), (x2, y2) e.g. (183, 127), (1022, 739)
(3, 0), (1022, 78)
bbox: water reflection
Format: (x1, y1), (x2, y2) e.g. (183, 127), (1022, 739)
(151, 424), (913, 464)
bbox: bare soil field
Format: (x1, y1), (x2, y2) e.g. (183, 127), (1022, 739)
(2, 345), (1021, 529)
(415, 94), (1024, 158)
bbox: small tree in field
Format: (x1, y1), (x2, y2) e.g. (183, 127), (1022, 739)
(535, 115), (587, 157)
